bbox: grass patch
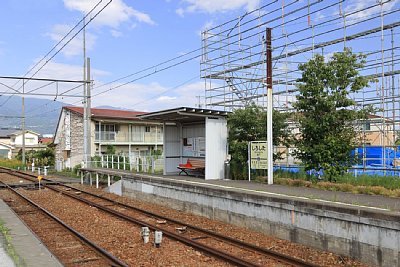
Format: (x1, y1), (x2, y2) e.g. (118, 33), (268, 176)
(337, 173), (400, 190)
(48, 169), (80, 179)
(0, 159), (25, 170)
(274, 168), (400, 192)
(274, 176), (400, 198)
(0, 218), (25, 267)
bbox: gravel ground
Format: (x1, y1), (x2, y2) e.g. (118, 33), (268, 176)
(71, 184), (370, 267)
(0, 175), (371, 267)
(2, 188), (229, 267)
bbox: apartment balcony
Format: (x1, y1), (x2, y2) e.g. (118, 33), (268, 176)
(95, 131), (163, 145)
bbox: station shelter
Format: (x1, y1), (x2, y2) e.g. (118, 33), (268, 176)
(138, 107), (228, 180)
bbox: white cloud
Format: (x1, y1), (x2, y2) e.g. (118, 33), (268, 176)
(157, 96), (177, 101)
(49, 1), (154, 58)
(198, 20), (215, 36)
(314, 11), (325, 22)
(176, 8), (185, 17)
(110, 29), (123, 38)
(34, 61), (110, 80)
(46, 24), (97, 57)
(344, 0), (400, 20)
(63, 0), (155, 28)
(92, 81), (205, 111)
(177, 0), (261, 15)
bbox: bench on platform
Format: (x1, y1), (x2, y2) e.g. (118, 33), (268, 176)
(177, 158), (205, 177)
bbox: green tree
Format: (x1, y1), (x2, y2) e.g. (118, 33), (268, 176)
(106, 145), (116, 155)
(395, 131), (400, 145)
(227, 104), (289, 179)
(16, 148), (55, 166)
(293, 48), (373, 181)
(35, 148), (55, 166)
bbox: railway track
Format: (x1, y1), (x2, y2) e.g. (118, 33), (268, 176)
(0, 167), (320, 267)
(0, 180), (129, 267)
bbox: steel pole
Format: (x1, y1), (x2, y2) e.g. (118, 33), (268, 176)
(22, 80), (25, 166)
(86, 57), (91, 168)
(266, 28), (273, 185)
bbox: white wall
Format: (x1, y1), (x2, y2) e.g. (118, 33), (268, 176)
(182, 124), (205, 158)
(0, 144), (12, 159)
(205, 117), (227, 180)
(14, 132), (39, 146)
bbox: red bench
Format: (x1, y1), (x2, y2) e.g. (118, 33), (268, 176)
(177, 159), (205, 177)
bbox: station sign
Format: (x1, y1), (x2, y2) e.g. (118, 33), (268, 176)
(250, 141), (268, 169)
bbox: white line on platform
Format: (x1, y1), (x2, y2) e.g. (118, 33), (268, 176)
(139, 174), (391, 212)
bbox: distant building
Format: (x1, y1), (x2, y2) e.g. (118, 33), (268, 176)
(0, 129), (45, 159)
(275, 114), (396, 166)
(53, 106), (163, 169)
(39, 137), (54, 145)
(358, 114), (395, 146)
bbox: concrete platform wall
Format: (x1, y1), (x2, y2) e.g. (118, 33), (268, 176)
(117, 177), (400, 267)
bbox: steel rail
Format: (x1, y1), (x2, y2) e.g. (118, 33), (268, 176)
(3, 168), (318, 267)
(0, 180), (129, 267)
(60, 183), (319, 267)
(42, 184), (262, 267)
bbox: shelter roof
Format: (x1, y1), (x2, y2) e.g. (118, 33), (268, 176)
(138, 107), (229, 123)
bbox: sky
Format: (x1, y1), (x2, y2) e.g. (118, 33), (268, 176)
(0, 0), (263, 114)
(0, 0), (399, 118)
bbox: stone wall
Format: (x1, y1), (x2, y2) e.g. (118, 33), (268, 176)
(55, 110), (84, 169)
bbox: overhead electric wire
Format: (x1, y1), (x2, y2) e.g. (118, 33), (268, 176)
(0, 0), (112, 108)
(17, 0), (400, 127)
(204, 0), (397, 74)
(26, 74), (201, 119)
(14, 0), (104, 90)
(201, 7), (400, 76)
(19, 0), (359, 106)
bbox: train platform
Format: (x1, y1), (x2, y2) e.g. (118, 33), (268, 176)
(0, 200), (63, 267)
(82, 167), (400, 213)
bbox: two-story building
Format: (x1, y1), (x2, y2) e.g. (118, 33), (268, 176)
(53, 106), (163, 169)
(0, 128), (44, 159)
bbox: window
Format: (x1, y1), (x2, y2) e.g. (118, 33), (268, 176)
(26, 137), (35, 144)
(145, 126), (151, 133)
(131, 126), (145, 142)
(95, 123), (116, 141)
(362, 122), (371, 131)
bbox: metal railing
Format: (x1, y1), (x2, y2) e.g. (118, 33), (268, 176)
(90, 154), (164, 174)
(95, 131), (163, 144)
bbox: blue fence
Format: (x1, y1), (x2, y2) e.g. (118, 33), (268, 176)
(275, 146), (400, 177)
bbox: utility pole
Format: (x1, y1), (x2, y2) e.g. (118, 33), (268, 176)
(266, 28), (273, 185)
(84, 57), (92, 168)
(22, 79), (25, 166)
(82, 15), (88, 168)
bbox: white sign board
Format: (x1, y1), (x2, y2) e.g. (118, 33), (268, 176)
(250, 141), (268, 170)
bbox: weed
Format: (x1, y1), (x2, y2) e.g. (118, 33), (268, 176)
(0, 219), (25, 267)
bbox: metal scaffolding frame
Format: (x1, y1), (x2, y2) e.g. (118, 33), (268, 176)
(201, 0), (400, 173)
